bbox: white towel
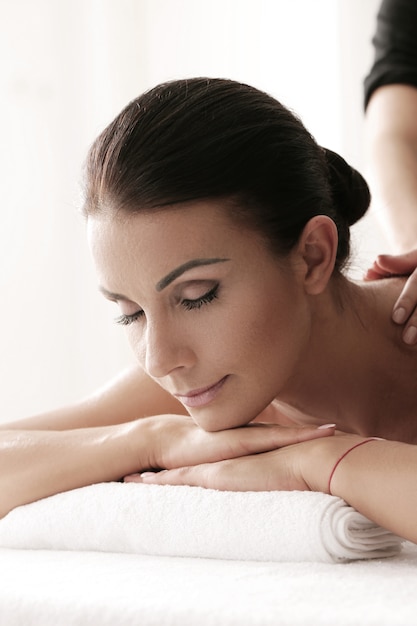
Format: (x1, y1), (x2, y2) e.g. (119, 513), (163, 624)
(0, 483), (402, 563)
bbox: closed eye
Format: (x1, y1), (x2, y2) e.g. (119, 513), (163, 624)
(182, 284), (219, 311)
(114, 309), (144, 326)
(114, 284), (219, 326)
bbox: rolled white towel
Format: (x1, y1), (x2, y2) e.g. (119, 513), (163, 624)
(0, 483), (402, 563)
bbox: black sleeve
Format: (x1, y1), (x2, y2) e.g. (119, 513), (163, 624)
(364, 0), (417, 109)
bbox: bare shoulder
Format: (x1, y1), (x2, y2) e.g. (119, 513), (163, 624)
(1, 365), (188, 431)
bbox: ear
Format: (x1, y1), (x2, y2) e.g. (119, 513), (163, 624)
(294, 216), (338, 295)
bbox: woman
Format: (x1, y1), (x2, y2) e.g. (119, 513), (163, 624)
(2, 78), (417, 544)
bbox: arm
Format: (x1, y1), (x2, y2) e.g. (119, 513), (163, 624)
(0, 394), (334, 517)
(306, 436), (417, 542)
(0, 364), (188, 431)
(0, 364), (187, 515)
(138, 435), (417, 544)
(364, 84), (417, 252)
(0, 420), (148, 518)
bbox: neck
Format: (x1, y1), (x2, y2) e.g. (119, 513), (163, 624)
(277, 276), (417, 442)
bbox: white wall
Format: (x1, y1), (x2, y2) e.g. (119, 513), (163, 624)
(338, 0), (392, 274)
(0, 0), (384, 421)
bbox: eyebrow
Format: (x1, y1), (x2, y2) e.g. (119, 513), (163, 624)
(98, 257), (230, 302)
(156, 258), (230, 291)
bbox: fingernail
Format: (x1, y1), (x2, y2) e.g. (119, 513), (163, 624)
(140, 472), (156, 479)
(393, 307), (406, 324)
(403, 326), (417, 345)
(318, 423), (336, 429)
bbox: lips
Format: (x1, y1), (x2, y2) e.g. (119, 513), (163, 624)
(174, 376), (228, 408)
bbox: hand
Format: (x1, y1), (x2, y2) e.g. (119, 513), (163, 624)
(126, 426), (340, 489)
(129, 415), (336, 477)
(126, 445), (310, 491)
(364, 250), (417, 345)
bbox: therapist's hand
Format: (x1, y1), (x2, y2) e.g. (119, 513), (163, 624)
(364, 250), (417, 345)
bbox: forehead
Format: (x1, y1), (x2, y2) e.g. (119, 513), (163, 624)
(86, 201), (269, 289)
(88, 201), (260, 262)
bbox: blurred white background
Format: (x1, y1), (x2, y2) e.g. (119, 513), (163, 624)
(0, 0), (386, 420)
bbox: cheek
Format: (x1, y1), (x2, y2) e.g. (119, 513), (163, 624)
(124, 327), (147, 364)
(198, 297), (282, 365)
(235, 290), (309, 368)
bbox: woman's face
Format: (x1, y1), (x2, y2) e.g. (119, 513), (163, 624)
(88, 201), (311, 431)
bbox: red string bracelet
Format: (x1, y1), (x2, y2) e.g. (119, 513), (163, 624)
(328, 438), (381, 495)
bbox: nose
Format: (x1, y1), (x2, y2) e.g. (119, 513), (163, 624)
(141, 318), (195, 379)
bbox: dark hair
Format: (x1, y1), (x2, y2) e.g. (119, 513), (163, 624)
(83, 77), (370, 271)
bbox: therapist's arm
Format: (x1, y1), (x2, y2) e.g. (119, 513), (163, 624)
(365, 84), (417, 252)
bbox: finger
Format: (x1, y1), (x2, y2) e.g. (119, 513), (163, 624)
(206, 422), (335, 461)
(269, 423), (336, 443)
(391, 268), (417, 329)
(140, 448), (310, 492)
(138, 459), (271, 491)
(363, 269), (382, 281)
(124, 468), (172, 483)
(376, 251), (417, 275)
(402, 317), (417, 345)
(123, 473), (144, 483)
(363, 263), (391, 281)
(139, 464), (227, 489)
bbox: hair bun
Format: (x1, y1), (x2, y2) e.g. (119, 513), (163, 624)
(323, 148), (370, 226)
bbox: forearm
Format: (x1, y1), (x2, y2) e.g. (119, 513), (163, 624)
(330, 439), (417, 541)
(365, 85), (417, 252)
(366, 138), (417, 251)
(0, 365), (187, 431)
(307, 437), (417, 543)
(0, 420), (148, 517)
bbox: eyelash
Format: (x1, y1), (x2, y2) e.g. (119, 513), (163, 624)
(114, 284), (219, 326)
(182, 284), (219, 311)
(115, 310), (144, 326)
